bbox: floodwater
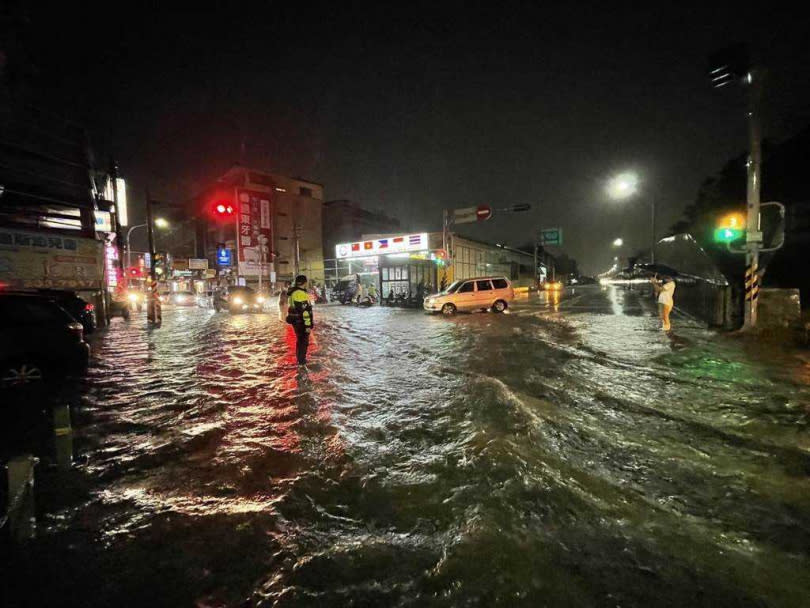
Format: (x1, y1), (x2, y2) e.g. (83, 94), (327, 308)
(6, 286), (810, 607)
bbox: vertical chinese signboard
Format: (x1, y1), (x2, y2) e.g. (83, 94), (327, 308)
(236, 190), (272, 277)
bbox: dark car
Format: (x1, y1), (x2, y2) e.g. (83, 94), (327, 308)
(0, 293), (90, 389)
(34, 289), (97, 334)
(213, 286), (265, 313)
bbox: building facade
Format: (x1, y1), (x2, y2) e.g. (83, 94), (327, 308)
(194, 167), (325, 288)
(331, 230), (537, 300)
(0, 103), (122, 321)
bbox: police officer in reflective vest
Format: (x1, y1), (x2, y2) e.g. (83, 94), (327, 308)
(287, 274), (314, 365)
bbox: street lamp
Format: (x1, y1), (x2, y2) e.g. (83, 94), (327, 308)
(612, 237), (624, 247)
(126, 218), (169, 268)
(606, 172), (656, 263)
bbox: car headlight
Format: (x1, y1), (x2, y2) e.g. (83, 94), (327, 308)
(257, 296), (265, 304)
(233, 296), (243, 305)
(127, 293), (138, 302)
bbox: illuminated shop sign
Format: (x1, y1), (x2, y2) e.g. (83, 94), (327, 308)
(94, 210), (113, 233)
(105, 243), (119, 288)
(335, 233), (428, 259)
(104, 177), (128, 226)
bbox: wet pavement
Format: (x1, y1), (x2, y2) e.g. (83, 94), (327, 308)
(5, 285), (810, 607)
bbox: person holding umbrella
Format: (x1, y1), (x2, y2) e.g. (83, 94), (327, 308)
(651, 274), (676, 331)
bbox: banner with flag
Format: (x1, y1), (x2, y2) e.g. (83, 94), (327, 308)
(335, 233), (429, 259)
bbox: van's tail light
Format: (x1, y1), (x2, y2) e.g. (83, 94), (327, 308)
(84, 303), (95, 312)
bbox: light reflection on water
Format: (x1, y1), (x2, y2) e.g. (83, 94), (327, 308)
(16, 291), (810, 607)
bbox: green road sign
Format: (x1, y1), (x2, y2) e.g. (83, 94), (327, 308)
(540, 228), (562, 246)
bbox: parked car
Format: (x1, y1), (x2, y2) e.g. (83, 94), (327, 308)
(424, 276), (514, 315)
(34, 289), (97, 334)
(0, 293), (90, 389)
(213, 286), (265, 313)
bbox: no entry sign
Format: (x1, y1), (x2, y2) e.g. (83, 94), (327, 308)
(476, 205), (492, 221)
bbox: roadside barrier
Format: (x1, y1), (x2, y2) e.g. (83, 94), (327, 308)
(1, 454), (38, 543)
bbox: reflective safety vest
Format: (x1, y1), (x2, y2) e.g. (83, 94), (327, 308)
(288, 287), (313, 328)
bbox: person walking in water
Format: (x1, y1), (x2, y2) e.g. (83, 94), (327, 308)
(651, 274), (676, 331)
(287, 275), (314, 365)
(278, 281), (291, 322)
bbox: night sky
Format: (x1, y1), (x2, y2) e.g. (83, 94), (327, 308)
(18, 3), (810, 273)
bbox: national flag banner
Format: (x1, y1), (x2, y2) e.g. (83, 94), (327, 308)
(378, 239), (388, 248)
(351, 243), (360, 251)
(393, 237), (404, 244)
(408, 234), (422, 246)
(364, 241), (374, 250)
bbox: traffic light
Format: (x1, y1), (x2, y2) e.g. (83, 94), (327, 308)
(714, 212), (745, 243)
(431, 249), (448, 266)
(126, 266), (143, 279)
(213, 201), (235, 219)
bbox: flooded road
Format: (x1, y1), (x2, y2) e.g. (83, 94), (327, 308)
(8, 286), (810, 607)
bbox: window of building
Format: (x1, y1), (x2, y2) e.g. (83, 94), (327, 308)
(299, 186), (313, 197)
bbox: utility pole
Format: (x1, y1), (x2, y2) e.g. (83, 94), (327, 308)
(708, 44), (763, 330)
(293, 223), (302, 276)
(650, 196), (656, 264)
(258, 234), (268, 293)
(743, 68), (763, 330)
(145, 189), (161, 327)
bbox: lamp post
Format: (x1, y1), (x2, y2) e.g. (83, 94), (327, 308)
(612, 237), (624, 248)
(125, 218), (168, 268)
(606, 172), (656, 264)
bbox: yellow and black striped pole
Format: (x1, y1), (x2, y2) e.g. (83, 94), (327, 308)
(744, 262), (760, 305)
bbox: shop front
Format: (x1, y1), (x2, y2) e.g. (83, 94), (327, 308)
(379, 255), (437, 300)
(334, 233), (441, 302)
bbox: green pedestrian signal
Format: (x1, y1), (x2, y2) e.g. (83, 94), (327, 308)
(713, 227), (744, 243)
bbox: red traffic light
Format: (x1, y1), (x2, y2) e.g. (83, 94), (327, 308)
(214, 201), (235, 217)
(126, 266), (143, 278)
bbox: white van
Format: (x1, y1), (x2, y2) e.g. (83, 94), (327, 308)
(424, 276), (514, 315)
